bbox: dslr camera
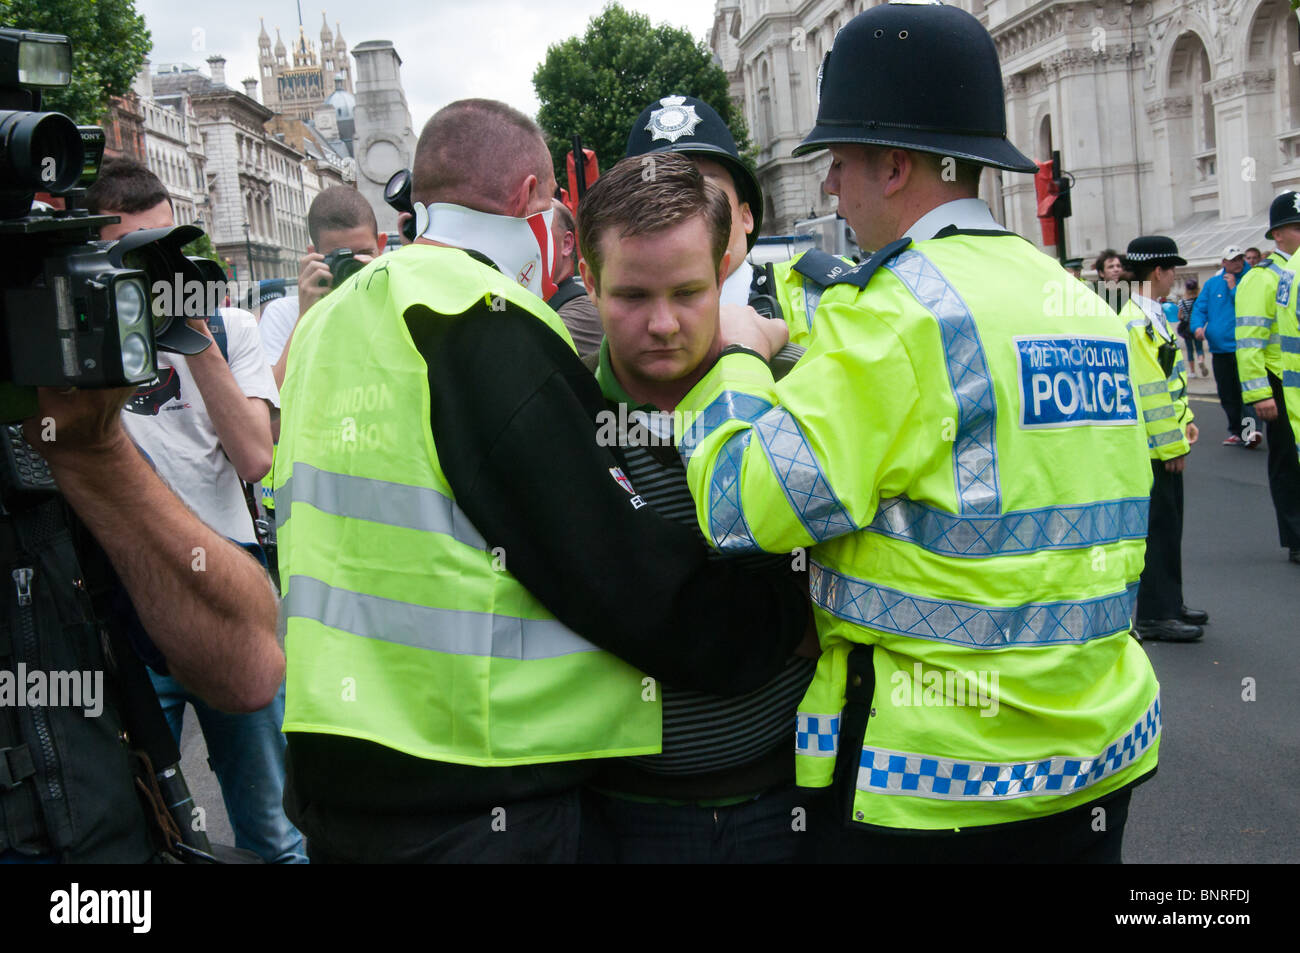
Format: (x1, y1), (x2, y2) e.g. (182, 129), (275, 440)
(0, 27), (213, 427)
(321, 247), (364, 286)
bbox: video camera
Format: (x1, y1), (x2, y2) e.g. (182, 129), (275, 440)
(0, 27), (212, 425)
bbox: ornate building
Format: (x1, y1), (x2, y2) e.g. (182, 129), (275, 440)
(134, 62), (208, 229)
(711, 0), (1300, 273)
(258, 12), (353, 121)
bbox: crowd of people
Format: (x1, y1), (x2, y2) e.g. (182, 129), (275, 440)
(7, 2), (1300, 866)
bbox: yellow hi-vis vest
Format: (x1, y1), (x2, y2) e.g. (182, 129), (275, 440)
(677, 233), (1160, 831)
(1119, 297), (1194, 460)
(1273, 259), (1300, 465)
(275, 243), (660, 766)
(766, 250), (855, 347)
(1235, 252), (1289, 404)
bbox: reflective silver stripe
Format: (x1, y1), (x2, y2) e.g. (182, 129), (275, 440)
(796, 711), (841, 758)
(803, 283), (824, 334)
(678, 390), (773, 462)
(1125, 319), (1145, 332)
(855, 695), (1160, 801)
(886, 250), (1000, 515)
(1149, 429), (1185, 447)
(707, 429), (762, 552)
(284, 574), (600, 660)
(752, 407), (855, 542)
(1137, 380), (1168, 397)
(809, 561), (1137, 648)
(1237, 338), (1267, 349)
(1236, 315), (1272, 328)
(866, 496), (1148, 557)
(1143, 405), (1176, 422)
(278, 464), (486, 550)
(1241, 377), (1271, 393)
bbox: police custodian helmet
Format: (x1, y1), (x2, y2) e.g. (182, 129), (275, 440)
(795, 2), (1038, 174)
(626, 95), (763, 247)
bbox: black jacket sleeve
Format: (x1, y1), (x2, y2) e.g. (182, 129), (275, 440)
(404, 301), (808, 696)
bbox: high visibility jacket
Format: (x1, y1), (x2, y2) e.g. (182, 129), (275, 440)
(676, 232), (1160, 831)
(1120, 297), (1194, 460)
(1273, 260), (1300, 464)
(1235, 251), (1290, 404)
(274, 244), (660, 766)
(761, 250), (855, 347)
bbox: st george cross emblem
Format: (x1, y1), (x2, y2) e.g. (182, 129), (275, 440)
(646, 96), (701, 143)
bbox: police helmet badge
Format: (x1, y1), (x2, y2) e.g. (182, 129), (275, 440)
(1293, 192), (1300, 214)
(646, 96), (702, 143)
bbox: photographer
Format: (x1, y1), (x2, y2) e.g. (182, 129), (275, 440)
(259, 187), (385, 389)
(84, 160), (304, 864)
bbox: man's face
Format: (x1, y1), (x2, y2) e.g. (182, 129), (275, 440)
(1151, 264), (1176, 299)
(693, 156), (752, 280)
(1223, 255), (1245, 275)
(824, 145), (888, 250)
(583, 215), (726, 388)
(1245, 249), (1261, 266)
(549, 200), (575, 283)
(1272, 224), (1300, 256)
(98, 199), (174, 241)
(1102, 256), (1123, 281)
(316, 224), (382, 259)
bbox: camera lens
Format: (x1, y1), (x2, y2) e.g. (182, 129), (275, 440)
(120, 332), (150, 379)
(0, 109), (83, 192)
(115, 277), (147, 332)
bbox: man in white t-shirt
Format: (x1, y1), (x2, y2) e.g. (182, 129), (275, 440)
(87, 159), (305, 863)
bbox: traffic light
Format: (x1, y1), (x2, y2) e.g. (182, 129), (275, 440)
(1034, 160), (1060, 247)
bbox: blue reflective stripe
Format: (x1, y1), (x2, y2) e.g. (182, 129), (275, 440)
(856, 695), (1160, 801)
(886, 249), (1000, 515)
(1285, 370), (1300, 388)
(810, 561), (1138, 648)
(678, 390), (773, 461)
(1144, 405), (1176, 422)
(1282, 337), (1300, 354)
(752, 407), (855, 542)
(1265, 261), (1285, 277)
(796, 712), (841, 758)
(1137, 380), (1168, 397)
(1149, 429), (1185, 448)
(707, 429), (761, 552)
(1236, 315), (1272, 328)
(866, 496), (1148, 557)
(1237, 338), (1267, 349)
(803, 282), (824, 334)
(1125, 319), (1145, 332)
(1242, 376), (1271, 393)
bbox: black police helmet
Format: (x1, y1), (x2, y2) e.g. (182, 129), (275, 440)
(1123, 235), (1187, 270)
(1265, 191), (1300, 240)
(795, 3), (1037, 174)
(626, 95), (763, 248)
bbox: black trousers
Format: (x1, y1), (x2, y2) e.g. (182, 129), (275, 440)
(1212, 352), (1255, 438)
(1137, 460), (1184, 620)
(1265, 374), (1300, 548)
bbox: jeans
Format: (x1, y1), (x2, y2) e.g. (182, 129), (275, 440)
(150, 671), (307, 863)
(1212, 351), (1255, 438)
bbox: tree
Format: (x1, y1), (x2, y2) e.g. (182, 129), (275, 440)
(533, 3), (754, 185)
(0, 0), (151, 125)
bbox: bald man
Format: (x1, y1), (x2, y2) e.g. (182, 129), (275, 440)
(274, 98), (804, 863)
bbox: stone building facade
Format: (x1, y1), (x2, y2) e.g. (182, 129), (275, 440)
(711, 0), (1300, 273)
(134, 64), (208, 229)
(258, 13), (353, 121)
(349, 40), (416, 235)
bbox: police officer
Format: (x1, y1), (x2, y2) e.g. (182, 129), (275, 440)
(1118, 237), (1206, 642)
(674, 3), (1161, 862)
(1235, 192), (1300, 564)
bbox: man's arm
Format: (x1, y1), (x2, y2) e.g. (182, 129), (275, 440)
(24, 387), (283, 712)
(406, 303), (808, 697)
(184, 317), (274, 482)
(1190, 282), (1210, 337)
(1235, 269), (1277, 409)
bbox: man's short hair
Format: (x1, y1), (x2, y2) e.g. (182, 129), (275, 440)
(1094, 249), (1120, 274)
(412, 99), (552, 214)
(576, 153), (731, 293)
(84, 158), (173, 216)
(552, 199), (576, 268)
(307, 186), (379, 248)
(1245, 246), (1262, 257)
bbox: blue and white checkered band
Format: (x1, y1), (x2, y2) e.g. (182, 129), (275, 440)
(646, 96), (702, 143)
(810, 561), (1138, 648)
(885, 249), (1000, 515)
(1277, 271), (1295, 310)
(796, 711), (841, 758)
(855, 694), (1160, 801)
(866, 495), (1149, 557)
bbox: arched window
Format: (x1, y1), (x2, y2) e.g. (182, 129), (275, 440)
(1169, 31), (1215, 180)
(1038, 114), (1052, 163)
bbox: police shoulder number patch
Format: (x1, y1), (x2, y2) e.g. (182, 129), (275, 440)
(1014, 335), (1137, 429)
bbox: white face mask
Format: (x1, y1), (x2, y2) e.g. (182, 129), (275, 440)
(412, 202), (556, 300)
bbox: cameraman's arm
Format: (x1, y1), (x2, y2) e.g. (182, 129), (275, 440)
(272, 250), (332, 390)
(25, 387), (283, 713)
(185, 314), (275, 483)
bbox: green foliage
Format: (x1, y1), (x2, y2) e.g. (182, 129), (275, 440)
(0, 0), (152, 125)
(533, 3), (754, 185)
(182, 230), (220, 262)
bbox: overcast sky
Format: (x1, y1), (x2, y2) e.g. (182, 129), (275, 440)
(136, 0), (717, 127)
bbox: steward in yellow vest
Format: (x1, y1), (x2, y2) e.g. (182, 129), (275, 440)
(675, 3), (1161, 863)
(274, 99), (807, 863)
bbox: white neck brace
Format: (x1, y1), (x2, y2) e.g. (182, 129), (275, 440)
(412, 202), (555, 300)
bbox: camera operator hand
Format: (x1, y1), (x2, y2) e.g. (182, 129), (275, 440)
(298, 246), (332, 318)
(20, 386), (283, 713)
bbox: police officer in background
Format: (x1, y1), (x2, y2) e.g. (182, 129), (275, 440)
(675, 2), (1161, 862)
